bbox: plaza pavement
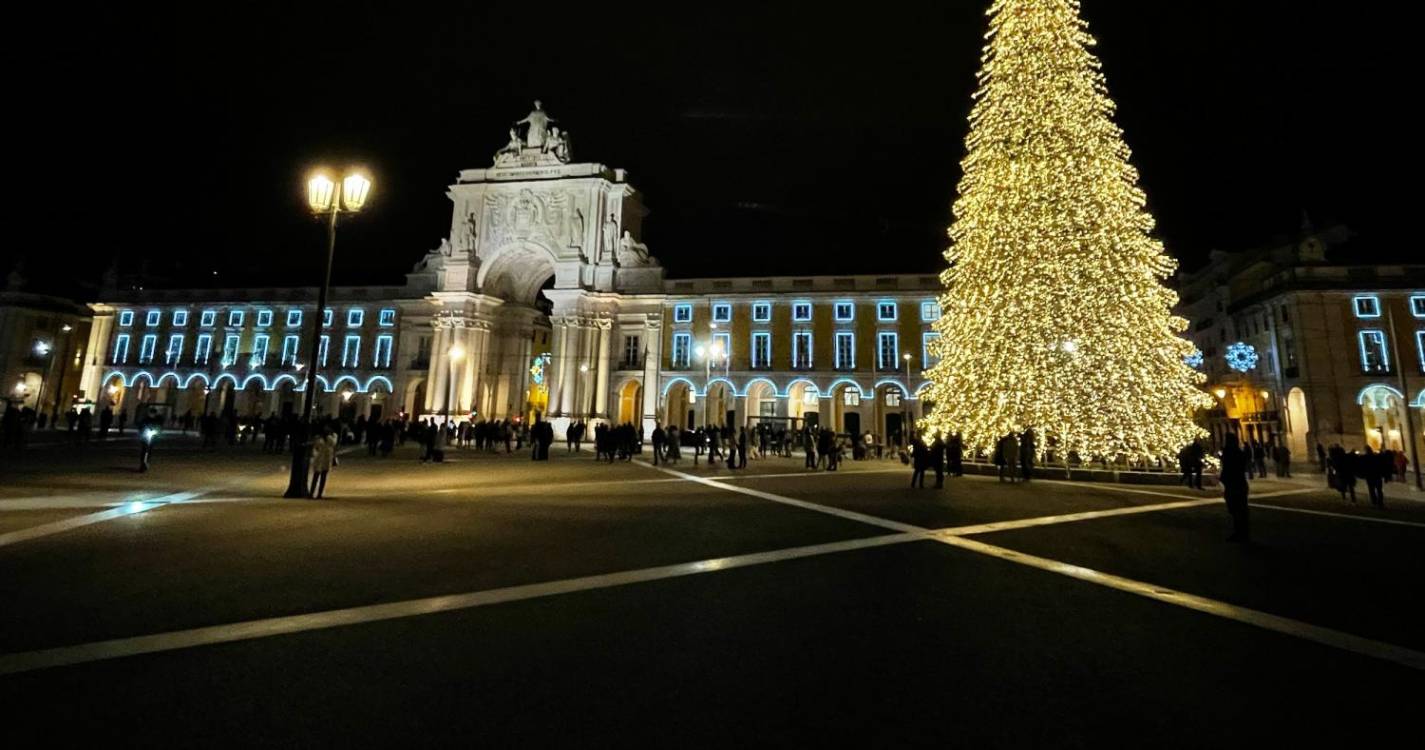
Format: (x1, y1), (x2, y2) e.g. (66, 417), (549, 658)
(1, 435), (1422, 746)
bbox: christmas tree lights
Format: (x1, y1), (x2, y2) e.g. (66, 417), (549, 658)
(921, 0), (1212, 461)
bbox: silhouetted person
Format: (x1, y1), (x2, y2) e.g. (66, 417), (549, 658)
(1019, 428), (1036, 481)
(948, 433), (964, 476)
(1328, 444), (1356, 502)
(1220, 433), (1251, 542)
(910, 436), (929, 488)
(995, 432), (1018, 482)
(1361, 446), (1385, 508)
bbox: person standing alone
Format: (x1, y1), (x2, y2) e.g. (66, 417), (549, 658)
(1220, 433), (1251, 542)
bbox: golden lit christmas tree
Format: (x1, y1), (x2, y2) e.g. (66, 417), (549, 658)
(921, 0), (1212, 461)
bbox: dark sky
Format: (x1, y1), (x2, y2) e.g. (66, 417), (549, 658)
(10, 1), (1406, 295)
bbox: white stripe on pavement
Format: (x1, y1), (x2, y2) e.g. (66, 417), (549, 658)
(0, 491), (201, 548)
(0, 532), (918, 676)
(1253, 503), (1425, 529)
(637, 461), (924, 534)
(645, 461), (1425, 672)
(933, 498), (1221, 537)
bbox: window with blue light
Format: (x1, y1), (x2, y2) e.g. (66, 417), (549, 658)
(751, 332), (771, 369)
(145, 310), (161, 327)
(711, 303), (732, 323)
(673, 304), (693, 324)
(195, 334), (212, 365)
(347, 309), (364, 327)
(139, 334), (157, 363)
(172, 310), (189, 326)
(251, 334), (270, 366)
(222, 334), (241, 366)
(922, 332), (941, 369)
(112, 334), (131, 363)
(374, 335), (393, 367)
(318, 335), (330, 366)
(378, 308), (397, 327)
(1417, 331), (1425, 372)
(1353, 295), (1381, 318)
(165, 334), (184, 365)
(835, 332), (855, 370)
(256, 310), (273, 327)
(323, 309), (333, 327)
(118, 310), (134, 327)
(877, 301), (898, 322)
(752, 302), (772, 323)
(200, 310), (216, 327)
(286, 309), (302, 328)
(342, 335), (361, 367)
(281, 335), (299, 366)
(878, 332), (899, 370)
(671, 333), (691, 368)
(1411, 295), (1425, 318)
(1357, 330), (1390, 373)
(792, 302), (812, 322)
(834, 301), (855, 322)
(792, 332), (812, 369)
(921, 300), (941, 322)
(228, 310), (244, 327)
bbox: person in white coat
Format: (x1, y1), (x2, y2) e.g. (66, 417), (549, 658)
(309, 429), (338, 498)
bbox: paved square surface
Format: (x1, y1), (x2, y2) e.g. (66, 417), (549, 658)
(2, 436), (1422, 745)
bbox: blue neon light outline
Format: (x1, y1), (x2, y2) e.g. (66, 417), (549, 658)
(1352, 294), (1382, 319)
(1356, 383), (1404, 406)
(711, 301), (732, 323)
(378, 308), (397, 327)
(750, 301), (772, 323)
(876, 299), (898, 322)
(1357, 329), (1389, 372)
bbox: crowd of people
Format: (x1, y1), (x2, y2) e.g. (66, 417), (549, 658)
(1322, 442), (1407, 508)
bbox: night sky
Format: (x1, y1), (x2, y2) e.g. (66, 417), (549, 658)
(10, 1), (1405, 296)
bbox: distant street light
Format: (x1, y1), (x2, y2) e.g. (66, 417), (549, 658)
(284, 167), (373, 499)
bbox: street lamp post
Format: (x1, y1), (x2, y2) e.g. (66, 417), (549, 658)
(283, 169), (372, 499)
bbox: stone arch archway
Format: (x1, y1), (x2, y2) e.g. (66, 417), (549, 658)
(477, 241), (560, 305)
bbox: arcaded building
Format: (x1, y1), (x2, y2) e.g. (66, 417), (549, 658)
(80, 105), (940, 443)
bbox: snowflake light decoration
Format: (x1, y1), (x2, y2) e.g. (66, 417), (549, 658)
(1225, 342), (1258, 373)
(1183, 350), (1203, 369)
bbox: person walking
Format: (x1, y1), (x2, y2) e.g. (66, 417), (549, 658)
(137, 409), (159, 473)
(803, 428), (817, 470)
(1251, 439), (1268, 479)
(1361, 446), (1385, 508)
(1220, 433), (1251, 542)
(651, 423), (666, 465)
(1329, 444), (1356, 502)
(309, 428), (337, 498)
(737, 427), (749, 469)
(948, 433), (964, 476)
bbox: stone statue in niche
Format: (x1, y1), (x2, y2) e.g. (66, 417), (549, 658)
(601, 212), (619, 264)
(462, 211), (479, 252)
(432, 238), (454, 258)
(618, 231), (651, 266)
(515, 100), (556, 149)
